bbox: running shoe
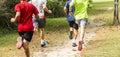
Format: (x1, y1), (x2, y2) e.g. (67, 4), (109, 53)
(41, 40), (47, 47)
(16, 37), (23, 49)
(78, 41), (83, 51)
(72, 42), (77, 47)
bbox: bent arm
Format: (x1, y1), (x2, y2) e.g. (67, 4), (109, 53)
(69, 3), (73, 16)
(10, 12), (20, 22)
(64, 7), (67, 15)
(35, 14), (39, 19)
(43, 4), (52, 14)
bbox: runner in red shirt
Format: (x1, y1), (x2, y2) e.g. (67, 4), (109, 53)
(10, 0), (39, 57)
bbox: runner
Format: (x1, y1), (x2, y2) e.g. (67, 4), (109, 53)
(30, 0), (52, 47)
(10, 0), (39, 57)
(69, 0), (89, 51)
(64, 0), (78, 47)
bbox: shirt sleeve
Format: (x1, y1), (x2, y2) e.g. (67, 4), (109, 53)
(33, 5), (39, 15)
(15, 4), (20, 12)
(66, 2), (70, 8)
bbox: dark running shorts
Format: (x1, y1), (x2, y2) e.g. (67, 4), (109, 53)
(38, 18), (46, 28)
(18, 31), (33, 42)
(68, 21), (78, 30)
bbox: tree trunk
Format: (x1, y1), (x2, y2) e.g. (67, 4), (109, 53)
(113, 0), (119, 25)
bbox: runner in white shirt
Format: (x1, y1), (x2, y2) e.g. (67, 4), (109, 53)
(30, 0), (52, 47)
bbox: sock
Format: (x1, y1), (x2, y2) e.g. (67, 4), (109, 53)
(41, 40), (45, 44)
(72, 39), (76, 43)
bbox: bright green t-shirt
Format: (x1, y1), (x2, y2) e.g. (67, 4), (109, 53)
(71, 0), (89, 20)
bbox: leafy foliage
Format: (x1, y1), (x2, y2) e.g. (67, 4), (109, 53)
(0, 0), (67, 28)
(0, 0), (93, 28)
(0, 0), (19, 29)
(47, 0), (66, 17)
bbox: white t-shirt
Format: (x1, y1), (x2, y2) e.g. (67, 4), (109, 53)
(30, 0), (47, 18)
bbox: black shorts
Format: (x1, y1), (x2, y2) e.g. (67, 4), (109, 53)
(38, 18), (46, 28)
(18, 31), (33, 42)
(68, 21), (78, 30)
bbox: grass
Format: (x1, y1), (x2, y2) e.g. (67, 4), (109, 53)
(82, 26), (120, 57)
(45, 17), (68, 32)
(82, 1), (120, 57)
(89, 1), (120, 26)
(93, 0), (113, 2)
(0, 29), (18, 47)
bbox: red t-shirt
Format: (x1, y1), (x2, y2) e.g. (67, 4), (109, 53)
(15, 1), (39, 32)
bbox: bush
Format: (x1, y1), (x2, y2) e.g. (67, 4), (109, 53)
(47, 0), (66, 18)
(0, 0), (67, 29)
(0, 0), (18, 29)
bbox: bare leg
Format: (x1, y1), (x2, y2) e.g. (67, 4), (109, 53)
(72, 28), (78, 47)
(78, 26), (85, 51)
(34, 27), (38, 34)
(40, 28), (47, 47)
(79, 26), (85, 41)
(70, 27), (74, 31)
(73, 29), (78, 40)
(72, 22), (79, 47)
(69, 27), (74, 39)
(22, 39), (30, 57)
(40, 28), (44, 40)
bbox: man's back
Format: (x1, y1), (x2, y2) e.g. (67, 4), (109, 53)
(64, 0), (75, 21)
(30, 0), (47, 18)
(70, 0), (89, 20)
(65, 0), (75, 15)
(15, 1), (39, 32)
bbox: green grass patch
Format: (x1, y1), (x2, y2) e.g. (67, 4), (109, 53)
(82, 26), (120, 57)
(89, 1), (120, 26)
(0, 29), (18, 47)
(93, 1), (114, 7)
(45, 17), (68, 32)
(82, 1), (120, 56)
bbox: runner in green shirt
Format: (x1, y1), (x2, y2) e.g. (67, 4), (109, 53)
(69, 0), (89, 51)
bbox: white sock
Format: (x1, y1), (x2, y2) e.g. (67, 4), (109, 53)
(72, 39), (76, 43)
(41, 40), (45, 44)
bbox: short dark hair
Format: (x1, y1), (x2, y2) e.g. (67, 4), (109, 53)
(27, 0), (30, 1)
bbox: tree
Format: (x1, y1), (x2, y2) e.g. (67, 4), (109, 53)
(113, 0), (119, 25)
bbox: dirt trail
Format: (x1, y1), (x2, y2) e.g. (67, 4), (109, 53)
(31, 17), (105, 57)
(0, 17), (104, 57)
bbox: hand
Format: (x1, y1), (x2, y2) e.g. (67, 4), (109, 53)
(48, 10), (52, 14)
(10, 18), (16, 23)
